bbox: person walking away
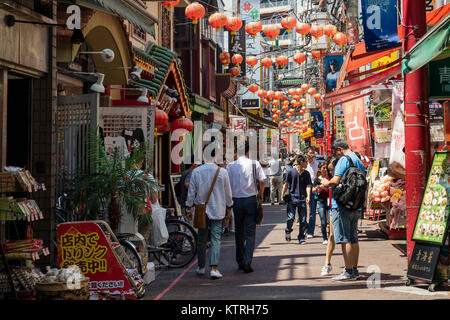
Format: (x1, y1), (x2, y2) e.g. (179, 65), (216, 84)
(269, 156), (283, 205)
(281, 155), (312, 245)
(261, 162), (271, 203)
(186, 148), (233, 279)
(305, 147), (319, 239)
(320, 156), (339, 276)
(312, 162), (330, 244)
(321, 139), (366, 281)
(176, 156), (198, 223)
(226, 141), (266, 273)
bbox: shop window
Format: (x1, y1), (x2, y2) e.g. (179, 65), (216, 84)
(133, 25), (147, 43)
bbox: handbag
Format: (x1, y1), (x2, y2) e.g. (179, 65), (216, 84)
(193, 167), (221, 229)
(253, 163), (264, 225)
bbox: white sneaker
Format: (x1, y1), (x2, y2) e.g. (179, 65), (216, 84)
(210, 269), (223, 279)
(307, 234), (313, 239)
(196, 267), (205, 275)
(322, 240), (328, 245)
(332, 269), (352, 281)
(320, 264), (332, 276)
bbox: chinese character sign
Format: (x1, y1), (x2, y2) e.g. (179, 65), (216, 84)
(429, 56), (450, 98)
(343, 97), (371, 157)
(230, 116), (247, 131)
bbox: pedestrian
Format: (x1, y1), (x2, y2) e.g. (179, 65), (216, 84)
(261, 161), (271, 203)
(226, 141), (266, 273)
(312, 161), (330, 244)
(269, 155), (283, 205)
(185, 147), (233, 279)
(320, 139), (366, 281)
(176, 155), (198, 223)
(320, 156), (339, 276)
(219, 161), (235, 236)
(281, 154), (312, 245)
(305, 147), (320, 239)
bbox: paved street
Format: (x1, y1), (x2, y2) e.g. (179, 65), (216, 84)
(144, 204), (450, 300)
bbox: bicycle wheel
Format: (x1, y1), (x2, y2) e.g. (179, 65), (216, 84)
(119, 240), (144, 276)
(160, 231), (196, 268)
(165, 219), (198, 246)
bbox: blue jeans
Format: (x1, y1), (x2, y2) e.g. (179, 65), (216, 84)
(286, 201), (307, 241)
(316, 201), (329, 241)
(197, 217), (223, 268)
(331, 207), (360, 244)
(233, 196), (257, 267)
(307, 197), (318, 236)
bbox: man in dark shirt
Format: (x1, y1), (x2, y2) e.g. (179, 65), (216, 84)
(281, 154), (312, 244)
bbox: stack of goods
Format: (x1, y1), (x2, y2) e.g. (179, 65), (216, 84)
(0, 167), (46, 192)
(2, 239), (49, 261)
(10, 267), (45, 293)
(36, 266), (90, 300)
(370, 175), (392, 204)
(0, 197), (44, 221)
(389, 179), (406, 229)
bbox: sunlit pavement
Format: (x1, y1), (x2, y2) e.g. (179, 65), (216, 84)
(143, 204), (449, 300)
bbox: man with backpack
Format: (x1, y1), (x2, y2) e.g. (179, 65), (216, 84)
(320, 139), (366, 281)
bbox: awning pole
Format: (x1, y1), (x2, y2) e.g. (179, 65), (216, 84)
(403, 0), (430, 263)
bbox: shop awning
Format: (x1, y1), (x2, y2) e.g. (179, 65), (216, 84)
(76, 0), (157, 37)
(325, 64), (401, 105)
(402, 13), (450, 74)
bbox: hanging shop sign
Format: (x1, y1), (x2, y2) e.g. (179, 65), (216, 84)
(230, 116), (247, 131)
(412, 151), (450, 245)
(324, 54), (345, 93)
(371, 51), (399, 72)
(361, 0), (400, 52)
(242, 99), (259, 109)
(335, 117), (347, 140)
(343, 97), (371, 157)
(429, 101), (444, 121)
(390, 81), (405, 166)
(429, 56), (450, 99)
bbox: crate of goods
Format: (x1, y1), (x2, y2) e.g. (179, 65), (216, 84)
(36, 267), (90, 300)
(0, 173), (19, 193)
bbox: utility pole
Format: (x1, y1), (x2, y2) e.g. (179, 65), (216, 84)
(402, 0), (429, 262)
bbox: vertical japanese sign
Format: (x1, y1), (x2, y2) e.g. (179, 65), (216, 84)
(429, 56), (450, 99)
(58, 222), (136, 298)
(361, 0), (400, 52)
(343, 97), (371, 157)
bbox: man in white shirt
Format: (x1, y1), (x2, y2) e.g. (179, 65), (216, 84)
(305, 147), (320, 238)
(226, 141), (266, 273)
(186, 147), (233, 279)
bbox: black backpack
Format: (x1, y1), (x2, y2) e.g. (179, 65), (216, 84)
(333, 155), (367, 210)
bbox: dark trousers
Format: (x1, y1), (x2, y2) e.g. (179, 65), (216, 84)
(286, 200), (307, 241)
(233, 196), (257, 267)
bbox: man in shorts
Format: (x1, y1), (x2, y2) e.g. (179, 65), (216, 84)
(321, 139), (365, 281)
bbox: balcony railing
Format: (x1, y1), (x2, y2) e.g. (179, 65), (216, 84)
(260, 0), (291, 9)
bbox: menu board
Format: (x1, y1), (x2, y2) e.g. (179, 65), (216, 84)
(412, 151), (450, 245)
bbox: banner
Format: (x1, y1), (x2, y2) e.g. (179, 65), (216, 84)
(343, 97), (371, 157)
(324, 54), (345, 93)
(361, 0), (400, 52)
(389, 81), (405, 166)
(311, 110), (324, 138)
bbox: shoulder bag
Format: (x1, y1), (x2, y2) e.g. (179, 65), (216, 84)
(253, 162), (264, 225)
(193, 167), (221, 229)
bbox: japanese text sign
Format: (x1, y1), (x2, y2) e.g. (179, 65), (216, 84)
(407, 243), (440, 282)
(343, 97), (371, 157)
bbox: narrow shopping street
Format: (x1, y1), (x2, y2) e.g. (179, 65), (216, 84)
(144, 204), (449, 300)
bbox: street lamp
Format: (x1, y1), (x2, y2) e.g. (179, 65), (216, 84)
(79, 49), (115, 63)
(108, 87), (149, 104)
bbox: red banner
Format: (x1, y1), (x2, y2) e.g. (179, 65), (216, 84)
(57, 222), (137, 299)
(343, 97), (371, 157)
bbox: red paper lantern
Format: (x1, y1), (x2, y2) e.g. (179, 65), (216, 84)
(311, 50), (322, 60)
(314, 93), (322, 100)
(286, 112), (292, 118)
(289, 108), (295, 114)
(324, 24), (337, 39)
(282, 105), (289, 111)
(263, 98), (270, 105)
(161, 0), (180, 10)
(226, 16), (242, 35)
(310, 24), (324, 40)
(281, 16), (297, 32)
(271, 108), (278, 114)
(283, 100), (290, 107)
(276, 109), (282, 115)
(155, 109), (168, 128)
(263, 24), (280, 41)
(246, 56), (258, 68)
(288, 88), (296, 96)
(295, 23), (310, 37)
(281, 128), (287, 133)
(185, 2), (205, 25)
(208, 12), (228, 31)
(248, 84), (259, 93)
(245, 21), (263, 38)
(300, 108), (306, 115)
(308, 87), (317, 96)
(272, 99), (280, 107)
(300, 98), (306, 105)
(219, 52), (230, 66)
(171, 117), (194, 132)
(258, 89), (267, 98)
(291, 99), (299, 107)
(272, 114), (278, 120)
(267, 90), (275, 99)
(261, 57), (273, 68)
(293, 52), (306, 65)
(276, 55), (289, 68)
(333, 32), (348, 47)
(229, 67), (240, 77)
(232, 54), (243, 66)
(301, 83), (310, 91)
(275, 91), (284, 100)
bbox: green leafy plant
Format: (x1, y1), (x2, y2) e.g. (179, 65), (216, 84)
(66, 133), (159, 232)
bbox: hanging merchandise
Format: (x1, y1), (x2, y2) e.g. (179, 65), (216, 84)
(389, 81), (405, 167)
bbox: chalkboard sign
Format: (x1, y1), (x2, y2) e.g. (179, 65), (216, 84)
(169, 174), (183, 217)
(407, 243), (441, 282)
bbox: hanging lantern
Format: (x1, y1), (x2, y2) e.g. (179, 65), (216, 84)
(245, 21), (262, 39)
(246, 56), (258, 68)
(276, 55), (289, 68)
(208, 12), (228, 31)
(295, 23), (310, 37)
(161, 0), (180, 11)
(258, 89), (267, 98)
(271, 108), (278, 114)
(229, 66), (240, 77)
(272, 114), (278, 120)
(155, 109), (169, 128)
(295, 88), (303, 95)
(300, 108), (306, 115)
(283, 100), (290, 107)
(292, 95), (301, 101)
(301, 83), (310, 92)
(310, 24), (324, 40)
(219, 52), (230, 66)
(281, 16), (296, 32)
(293, 52), (306, 65)
(263, 98), (270, 105)
(300, 98), (306, 105)
(267, 90), (275, 100)
(314, 93), (322, 100)
(185, 2), (205, 25)
(276, 109), (282, 115)
(282, 105), (289, 112)
(288, 88), (296, 96)
(286, 112), (292, 118)
(226, 16), (242, 35)
(291, 99), (299, 107)
(263, 24), (280, 41)
(333, 32), (348, 47)
(324, 24), (338, 39)
(311, 50), (322, 60)
(275, 91), (284, 100)
(261, 57), (273, 68)
(289, 108), (295, 114)
(248, 84), (259, 93)
(281, 128), (287, 133)
(232, 54), (243, 66)
(272, 99), (280, 107)
(308, 87), (317, 96)
(170, 117), (194, 132)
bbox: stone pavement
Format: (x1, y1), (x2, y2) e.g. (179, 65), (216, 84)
(144, 204), (449, 300)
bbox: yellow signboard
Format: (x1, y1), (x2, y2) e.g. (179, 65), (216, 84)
(371, 51), (399, 72)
